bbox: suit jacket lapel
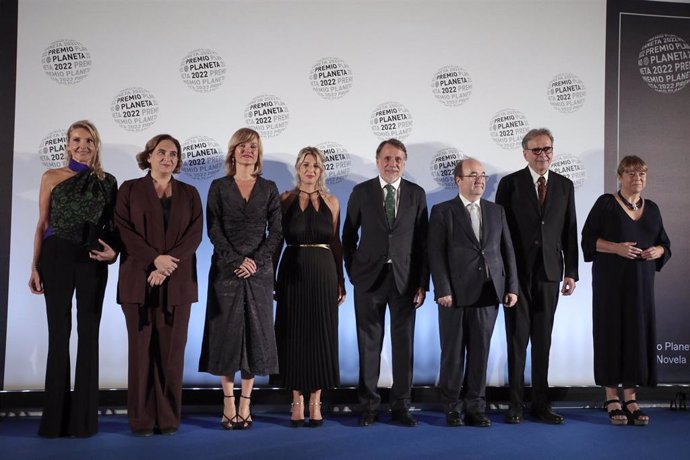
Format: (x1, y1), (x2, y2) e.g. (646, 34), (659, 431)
(455, 196), (480, 248)
(370, 179), (389, 229)
(520, 167), (542, 215)
(165, 176), (182, 248)
(142, 173), (167, 250)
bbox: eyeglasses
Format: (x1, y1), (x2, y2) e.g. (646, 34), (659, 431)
(622, 170), (646, 178)
(459, 173), (489, 181)
(525, 146), (553, 155)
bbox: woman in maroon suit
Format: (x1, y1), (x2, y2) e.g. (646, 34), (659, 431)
(115, 134), (203, 436)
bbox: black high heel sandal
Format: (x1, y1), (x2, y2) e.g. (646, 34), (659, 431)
(622, 400), (649, 426)
(309, 401), (324, 427)
(235, 394), (253, 430)
(290, 401), (305, 428)
(603, 399), (627, 426)
(221, 394), (236, 430)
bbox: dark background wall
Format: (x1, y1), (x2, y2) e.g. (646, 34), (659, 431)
(0, 0), (18, 389)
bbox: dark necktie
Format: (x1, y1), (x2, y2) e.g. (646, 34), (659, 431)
(537, 176), (547, 208)
(385, 184), (395, 227)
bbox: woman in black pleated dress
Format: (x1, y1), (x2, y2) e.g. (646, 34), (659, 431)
(274, 146), (345, 427)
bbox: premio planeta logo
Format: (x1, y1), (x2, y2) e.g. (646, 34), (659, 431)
(430, 148), (468, 189)
(550, 154), (586, 188)
(547, 73), (586, 113)
(310, 57), (353, 100)
(179, 49), (227, 93)
(431, 66), (473, 107)
(181, 136), (225, 180)
(244, 95), (290, 138)
(488, 109), (529, 150)
(370, 102), (413, 141)
(110, 87), (159, 132)
(316, 141), (352, 185)
(41, 39), (91, 85)
(39, 130), (68, 169)
(638, 34), (690, 94)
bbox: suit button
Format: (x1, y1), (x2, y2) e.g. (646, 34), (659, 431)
(534, 240), (540, 245)
(541, 221), (545, 225)
(481, 250), (485, 255)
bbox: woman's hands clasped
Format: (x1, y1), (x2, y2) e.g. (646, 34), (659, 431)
(234, 257), (257, 279)
(615, 242), (664, 260)
(147, 253), (181, 287)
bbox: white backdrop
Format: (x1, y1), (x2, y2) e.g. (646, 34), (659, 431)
(7, 0), (605, 389)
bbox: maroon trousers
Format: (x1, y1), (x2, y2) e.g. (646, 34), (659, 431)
(122, 302), (191, 431)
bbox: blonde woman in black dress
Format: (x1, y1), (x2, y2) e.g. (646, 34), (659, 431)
(274, 147), (345, 427)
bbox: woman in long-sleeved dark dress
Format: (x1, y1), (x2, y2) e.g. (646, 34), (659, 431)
(199, 128), (282, 430)
(581, 155), (670, 426)
(115, 134), (203, 436)
(29, 120), (118, 438)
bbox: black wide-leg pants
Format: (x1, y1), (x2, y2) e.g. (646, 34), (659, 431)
(38, 236), (107, 438)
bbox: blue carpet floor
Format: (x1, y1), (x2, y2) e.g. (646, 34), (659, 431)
(1, 409), (688, 460)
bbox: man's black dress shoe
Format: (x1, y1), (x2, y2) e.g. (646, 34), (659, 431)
(358, 411), (378, 427)
(132, 429), (154, 437)
(160, 427), (177, 436)
(465, 412), (491, 427)
(391, 409), (418, 427)
(445, 411), (464, 427)
(531, 407), (565, 425)
(504, 409), (523, 424)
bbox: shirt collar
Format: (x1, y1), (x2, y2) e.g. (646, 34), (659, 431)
(379, 176), (402, 190)
(459, 194), (480, 209)
(528, 166), (549, 184)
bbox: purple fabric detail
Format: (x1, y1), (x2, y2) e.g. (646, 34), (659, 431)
(68, 158), (90, 173)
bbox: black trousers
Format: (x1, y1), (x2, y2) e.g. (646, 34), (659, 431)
(438, 282), (499, 415)
(504, 258), (559, 410)
(354, 264), (416, 412)
(38, 236), (107, 438)
(122, 300), (191, 431)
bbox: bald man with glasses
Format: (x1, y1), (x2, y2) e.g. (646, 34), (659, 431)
(429, 158), (518, 427)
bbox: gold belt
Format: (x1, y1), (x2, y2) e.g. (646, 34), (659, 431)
(288, 244), (331, 250)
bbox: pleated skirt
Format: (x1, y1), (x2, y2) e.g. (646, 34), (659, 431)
(274, 246), (339, 392)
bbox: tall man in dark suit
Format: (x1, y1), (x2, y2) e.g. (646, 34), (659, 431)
(429, 158), (518, 427)
(343, 138), (429, 427)
(496, 128), (579, 424)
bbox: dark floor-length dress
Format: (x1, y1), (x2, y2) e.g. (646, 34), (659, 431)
(581, 194), (671, 386)
(274, 194), (343, 392)
(199, 176), (282, 376)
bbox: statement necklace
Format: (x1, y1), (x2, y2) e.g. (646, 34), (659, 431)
(299, 189), (320, 196)
(617, 190), (643, 211)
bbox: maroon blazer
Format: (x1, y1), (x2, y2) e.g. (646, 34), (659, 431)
(115, 173), (203, 306)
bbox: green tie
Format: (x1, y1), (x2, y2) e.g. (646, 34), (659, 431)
(385, 184), (395, 227)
